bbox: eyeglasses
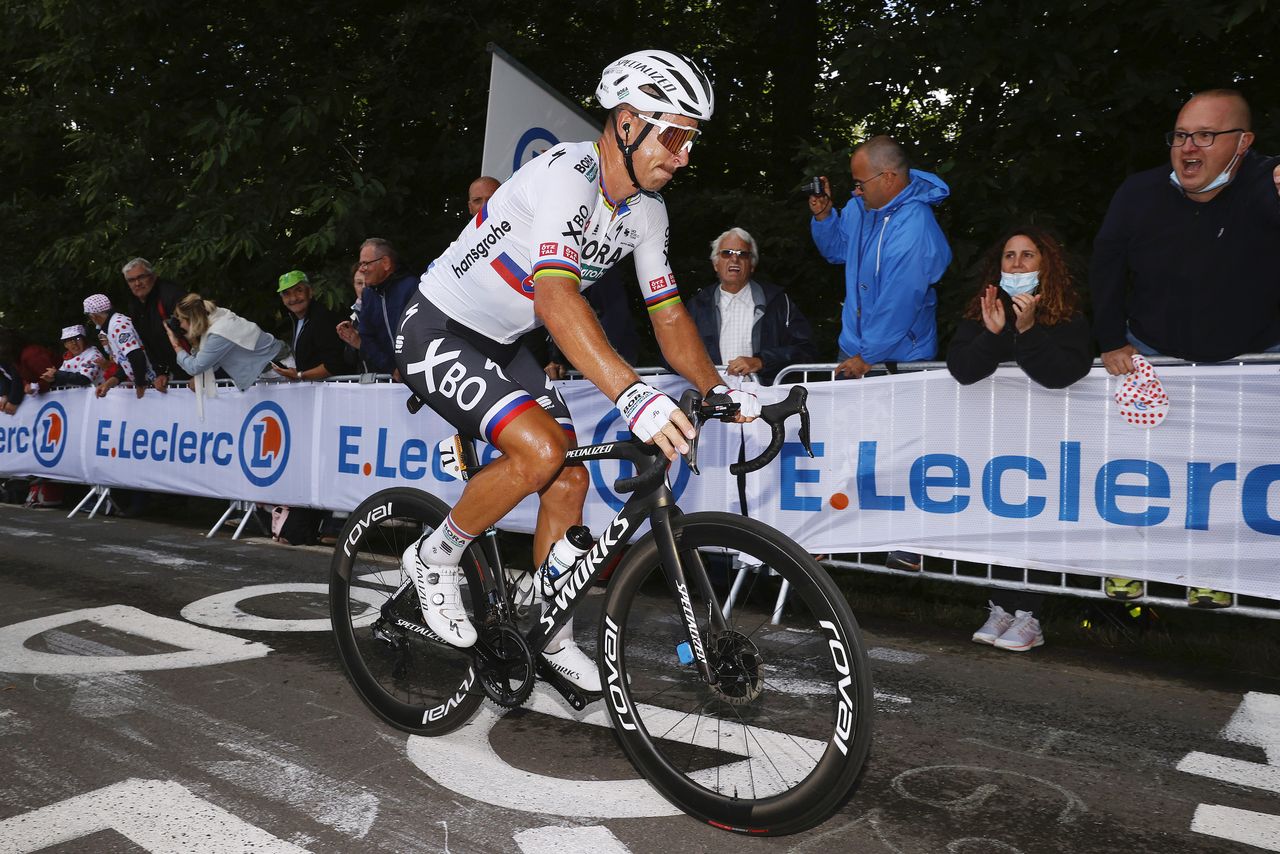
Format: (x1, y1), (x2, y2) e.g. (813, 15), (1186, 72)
(356, 255), (387, 270)
(125, 272), (154, 285)
(851, 171), (889, 193)
(638, 114), (701, 155)
(717, 249), (750, 259)
(1165, 128), (1244, 148)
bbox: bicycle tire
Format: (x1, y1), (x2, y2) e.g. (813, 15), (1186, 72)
(329, 487), (490, 735)
(599, 511), (872, 835)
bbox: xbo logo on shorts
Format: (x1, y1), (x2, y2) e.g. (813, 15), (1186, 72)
(32, 401), (68, 468)
(238, 401), (290, 487)
(513, 127), (559, 173)
(589, 409), (691, 511)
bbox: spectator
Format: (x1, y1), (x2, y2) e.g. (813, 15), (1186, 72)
(810, 135), (952, 573)
(84, 293), (155, 399)
(467, 176), (501, 216)
(948, 226), (1092, 653)
(1091, 88), (1280, 609)
(271, 270), (347, 381)
(122, 257), (189, 391)
(947, 226), (1092, 389)
(335, 238), (416, 377)
(685, 227), (816, 385)
(40, 325), (106, 387)
(809, 135), (952, 380)
(1093, 89), (1280, 372)
(0, 330), (25, 415)
(167, 294), (283, 414)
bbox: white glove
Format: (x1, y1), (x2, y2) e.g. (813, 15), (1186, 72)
(615, 381), (680, 443)
(710, 383), (761, 419)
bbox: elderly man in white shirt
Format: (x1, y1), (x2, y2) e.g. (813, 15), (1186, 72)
(682, 227), (816, 386)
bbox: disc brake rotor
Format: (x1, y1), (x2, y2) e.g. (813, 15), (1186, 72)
(709, 629), (765, 705)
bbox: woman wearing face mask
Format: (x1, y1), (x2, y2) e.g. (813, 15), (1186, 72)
(946, 226), (1093, 652)
(947, 226), (1092, 390)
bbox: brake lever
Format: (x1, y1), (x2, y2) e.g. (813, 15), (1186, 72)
(798, 398), (814, 459)
(678, 389), (703, 475)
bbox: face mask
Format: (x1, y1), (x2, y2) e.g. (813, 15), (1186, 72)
(1169, 137), (1243, 195)
(999, 271), (1039, 296)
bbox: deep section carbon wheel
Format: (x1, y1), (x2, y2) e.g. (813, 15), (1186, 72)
(600, 512), (873, 836)
(330, 488), (490, 735)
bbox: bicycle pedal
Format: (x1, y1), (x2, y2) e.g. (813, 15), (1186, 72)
(535, 656), (601, 711)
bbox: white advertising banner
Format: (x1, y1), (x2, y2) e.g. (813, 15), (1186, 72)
(2, 367), (1278, 599)
(480, 44), (600, 182)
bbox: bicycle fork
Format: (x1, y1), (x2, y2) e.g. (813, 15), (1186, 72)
(650, 506), (728, 686)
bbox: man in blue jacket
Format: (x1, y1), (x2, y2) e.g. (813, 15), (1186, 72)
(335, 238), (416, 378)
(809, 135), (952, 380)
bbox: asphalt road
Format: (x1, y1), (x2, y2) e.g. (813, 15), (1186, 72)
(1, 502), (1278, 853)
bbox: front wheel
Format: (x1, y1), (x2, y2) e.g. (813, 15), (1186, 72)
(600, 512), (872, 836)
(329, 487), (490, 735)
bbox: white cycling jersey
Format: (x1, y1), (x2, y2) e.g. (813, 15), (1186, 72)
(419, 141), (682, 344)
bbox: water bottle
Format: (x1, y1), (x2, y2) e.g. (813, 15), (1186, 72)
(537, 525), (594, 599)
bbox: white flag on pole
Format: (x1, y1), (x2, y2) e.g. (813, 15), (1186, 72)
(480, 44), (600, 181)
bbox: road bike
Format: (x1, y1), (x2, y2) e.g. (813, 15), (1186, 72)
(329, 387), (873, 835)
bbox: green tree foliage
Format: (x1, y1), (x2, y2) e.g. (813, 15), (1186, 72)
(3, 0), (1276, 358)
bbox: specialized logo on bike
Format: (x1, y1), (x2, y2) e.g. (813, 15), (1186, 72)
(32, 401), (69, 468)
(238, 401), (291, 487)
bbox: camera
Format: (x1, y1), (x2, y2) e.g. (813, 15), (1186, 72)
(807, 176), (825, 197)
(165, 316), (184, 336)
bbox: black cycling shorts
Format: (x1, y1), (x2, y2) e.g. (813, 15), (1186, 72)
(395, 293), (574, 446)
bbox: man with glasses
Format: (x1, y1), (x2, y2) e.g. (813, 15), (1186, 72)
(1092, 89), (1280, 373)
(392, 50), (759, 692)
(685, 227), (816, 385)
(808, 135), (952, 381)
(1091, 89), (1280, 610)
(335, 238), (416, 377)
(122, 257), (188, 392)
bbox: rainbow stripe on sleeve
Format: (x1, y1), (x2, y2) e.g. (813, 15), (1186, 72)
(531, 260), (582, 285)
(644, 291), (682, 314)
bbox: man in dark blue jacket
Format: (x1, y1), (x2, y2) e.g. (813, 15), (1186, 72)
(336, 238), (416, 377)
(685, 227), (816, 385)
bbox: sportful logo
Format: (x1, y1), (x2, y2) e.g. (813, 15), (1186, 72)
(237, 402), (291, 487)
(32, 401), (68, 468)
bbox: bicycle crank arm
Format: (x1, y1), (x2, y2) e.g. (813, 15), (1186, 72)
(535, 657), (602, 712)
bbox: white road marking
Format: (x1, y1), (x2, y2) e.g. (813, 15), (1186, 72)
(202, 741), (379, 838)
(875, 691), (913, 704)
(1191, 804), (1280, 851)
(1177, 752), (1280, 795)
(514, 825), (632, 853)
(0, 605), (271, 674)
(6, 529), (51, 538)
(0, 778), (311, 854)
(1223, 691), (1280, 764)
(868, 647), (927, 664)
(407, 682), (827, 817)
(181, 583), (386, 632)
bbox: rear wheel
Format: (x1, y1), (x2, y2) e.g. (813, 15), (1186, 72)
(329, 487), (489, 735)
(600, 512), (872, 835)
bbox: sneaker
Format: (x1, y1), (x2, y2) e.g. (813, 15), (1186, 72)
(992, 610), (1044, 652)
(885, 550), (922, 572)
(971, 602), (1013, 645)
(540, 640), (601, 693)
(401, 543), (477, 648)
(1187, 587), (1232, 609)
(1104, 577), (1143, 600)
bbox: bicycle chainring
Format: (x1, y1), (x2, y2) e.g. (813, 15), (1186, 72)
(475, 623), (535, 708)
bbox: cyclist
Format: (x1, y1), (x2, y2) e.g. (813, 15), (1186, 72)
(395, 50), (760, 692)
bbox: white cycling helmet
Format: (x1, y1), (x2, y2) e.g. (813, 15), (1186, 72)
(596, 50), (714, 121)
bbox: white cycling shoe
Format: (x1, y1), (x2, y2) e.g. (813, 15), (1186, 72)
(540, 640), (601, 693)
(401, 543), (476, 648)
